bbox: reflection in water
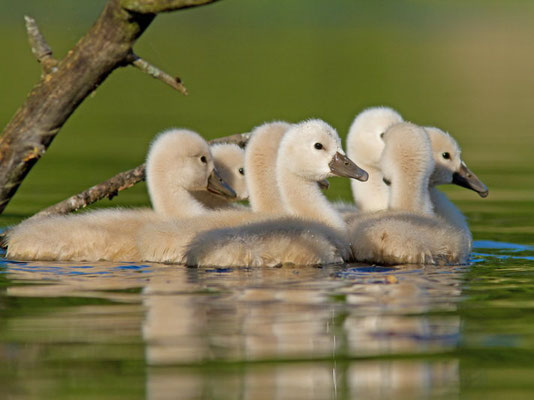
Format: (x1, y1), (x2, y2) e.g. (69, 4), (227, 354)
(0, 257), (469, 399)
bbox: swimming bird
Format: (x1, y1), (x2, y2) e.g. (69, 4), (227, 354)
(191, 143), (248, 209)
(244, 120), (330, 212)
(139, 119), (368, 266)
(349, 122), (471, 265)
(346, 106), (404, 212)
(146, 129), (236, 217)
(6, 129), (236, 262)
(345, 107), (488, 227)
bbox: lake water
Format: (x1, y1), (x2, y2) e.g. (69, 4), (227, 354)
(1, 236), (534, 399)
(2, 1), (534, 398)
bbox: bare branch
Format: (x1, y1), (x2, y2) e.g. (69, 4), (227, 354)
(32, 164), (146, 219)
(128, 54), (188, 95)
(24, 15), (59, 75)
(122, 0), (221, 14)
(209, 132), (250, 148)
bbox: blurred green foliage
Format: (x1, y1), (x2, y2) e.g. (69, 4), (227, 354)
(1, 0), (534, 239)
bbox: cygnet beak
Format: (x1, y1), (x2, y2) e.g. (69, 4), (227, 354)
(452, 161), (489, 198)
(207, 168), (237, 199)
(328, 152), (369, 182)
(318, 179), (330, 190)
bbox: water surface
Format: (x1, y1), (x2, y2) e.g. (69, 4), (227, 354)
(1, 239), (534, 399)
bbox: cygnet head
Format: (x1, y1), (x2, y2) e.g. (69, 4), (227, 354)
(146, 129), (236, 212)
(278, 119), (368, 182)
(210, 143), (248, 201)
(425, 127), (489, 198)
(346, 106), (404, 169)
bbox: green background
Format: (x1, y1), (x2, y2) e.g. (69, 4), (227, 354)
(1, 0), (533, 243)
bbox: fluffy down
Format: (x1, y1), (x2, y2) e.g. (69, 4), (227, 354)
(184, 218), (352, 267)
(350, 211), (471, 265)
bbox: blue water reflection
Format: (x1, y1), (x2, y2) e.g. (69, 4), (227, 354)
(472, 240), (534, 261)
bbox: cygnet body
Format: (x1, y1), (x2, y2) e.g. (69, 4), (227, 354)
(6, 129), (234, 262)
(140, 119), (368, 266)
(349, 122), (471, 265)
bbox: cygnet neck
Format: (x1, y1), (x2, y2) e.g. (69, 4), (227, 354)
(246, 122), (290, 213)
(351, 164), (389, 212)
(388, 171), (433, 215)
(278, 170), (347, 231)
(149, 173), (208, 218)
(382, 123), (434, 215)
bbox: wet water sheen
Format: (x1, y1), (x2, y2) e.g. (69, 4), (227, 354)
(1, 240), (534, 399)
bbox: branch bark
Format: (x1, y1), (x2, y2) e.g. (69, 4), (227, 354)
(31, 132), (250, 218)
(122, 0), (221, 13)
(0, 0), (220, 215)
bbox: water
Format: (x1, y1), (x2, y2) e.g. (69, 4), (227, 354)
(1, 239), (534, 399)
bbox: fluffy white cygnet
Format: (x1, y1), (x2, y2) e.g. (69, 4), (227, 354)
(139, 119), (368, 266)
(6, 129), (235, 262)
(146, 129), (235, 217)
(345, 107), (488, 230)
(191, 143), (248, 209)
(184, 217), (352, 267)
(349, 122), (471, 265)
(346, 106), (403, 212)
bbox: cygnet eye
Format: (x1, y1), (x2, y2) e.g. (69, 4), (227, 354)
(380, 132), (385, 139)
(442, 152), (451, 160)
(314, 143), (323, 150)
(200, 155), (207, 164)
(238, 167), (245, 175)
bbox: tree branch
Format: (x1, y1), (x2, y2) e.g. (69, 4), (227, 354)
(128, 53), (188, 95)
(0, 0), (222, 215)
(24, 15), (59, 75)
(32, 164), (146, 219)
(122, 0), (222, 14)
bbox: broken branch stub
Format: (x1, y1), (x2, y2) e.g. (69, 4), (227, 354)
(24, 16), (59, 75)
